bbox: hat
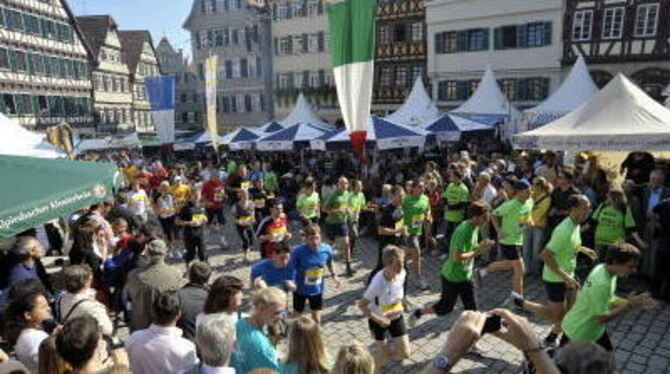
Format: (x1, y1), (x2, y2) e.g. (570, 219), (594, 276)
(146, 239), (168, 256)
(513, 180), (531, 190)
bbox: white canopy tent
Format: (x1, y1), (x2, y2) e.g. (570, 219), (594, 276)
(513, 74), (670, 151)
(385, 77), (440, 126)
(520, 55), (599, 132)
(452, 66), (521, 125)
(281, 93), (333, 130)
(0, 113), (62, 158)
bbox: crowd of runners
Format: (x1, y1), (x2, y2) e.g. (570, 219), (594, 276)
(0, 144), (666, 374)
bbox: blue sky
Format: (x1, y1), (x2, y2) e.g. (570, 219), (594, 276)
(70, 0), (193, 58)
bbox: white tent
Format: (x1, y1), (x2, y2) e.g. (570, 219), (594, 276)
(0, 113), (61, 158)
(513, 74), (670, 151)
(452, 66), (521, 123)
(521, 55), (599, 131)
(281, 93), (333, 130)
(385, 77), (440, 126)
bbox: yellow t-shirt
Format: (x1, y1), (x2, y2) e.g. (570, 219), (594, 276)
(170, 185), (192, 204)
(530, 195), (551, 228)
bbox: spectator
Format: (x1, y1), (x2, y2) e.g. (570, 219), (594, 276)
(3, 237), (48, 300)
(554, 342), (611, 374)
(651, 196), (670, 300)
(232, 287), (287, 374)
(639, 169), (670, 277)
(55, 265), (113, 336)
(177, 261), (212, 341)
(69, 217), (105, 282)
(535, 151), (559, 184)
(154, 181), (178, 252)
(38, 336), (68, 374)
(56, 315), (129, 374)
(548, 170), (580, 230)
(3, 291), (52, 373)
(332, 341), (374, 374)
(196, 276), (245, 329)
(188, 319), (236, 374)
(124, 239), (183, 331)
(127, 181), (150, 223)
(280, 315), (329, 374)
(0, 348), (29, 373)
(524, 176), (552, 275)
(125, 292), (198, 374)
(106, 195), (141, 235)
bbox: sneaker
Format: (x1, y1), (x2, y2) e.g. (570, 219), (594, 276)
(219, 235), (229, 250)
(408, 306), (422, 327)
(469, 342), (485, 356)
(544, 332), (559, 346)
(503, 291), (524, 309)
(418, 278), (430, 292)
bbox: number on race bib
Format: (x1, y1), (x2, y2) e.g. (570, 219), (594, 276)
(305, 268), (325, 286)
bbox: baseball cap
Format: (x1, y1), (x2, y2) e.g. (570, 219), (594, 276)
(513, 180), (531, 190)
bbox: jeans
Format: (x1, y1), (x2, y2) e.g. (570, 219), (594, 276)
(523, 226), (545, 275)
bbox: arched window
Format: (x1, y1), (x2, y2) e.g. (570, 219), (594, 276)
(631, 68), (670, 103)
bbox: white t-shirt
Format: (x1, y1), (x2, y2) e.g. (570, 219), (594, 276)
(363, 269), (406, 315)
(14, 328), (49, 373)
(481, 184), (498, 205)
(128, 189), (149, 217)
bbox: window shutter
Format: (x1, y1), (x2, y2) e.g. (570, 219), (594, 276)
(318, 31), (325, 52)
(302, 33), (309, 53)
(434, 33), (444, 54)
(457, 31), (468, 52)
(543, 22), (552, 46)
(481, 29), (489, 50)
(318, 69), (325, 85)
(494, 27), (503, 50)
(517, 25), (528, 48)
(287, 37), (293, 54)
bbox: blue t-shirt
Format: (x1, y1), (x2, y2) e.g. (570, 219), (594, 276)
(289, 243), (333, 296)
(7, 263), (39, 289)
(250, 259), (296, 291)
(232, 318), (278, 374)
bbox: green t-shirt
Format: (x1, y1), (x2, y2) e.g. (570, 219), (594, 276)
(493, 198), (533, 246)
(265, 172), (279, 192)
(562, 264), (617, 342)
(442, 182), (470, 222)
(592, 204), (636, 246)
(227, 160), (238, 175)
(348, 192), (366, 222)
(441, 221), (479, 282)
(324, 190), (350, 225)
(297, 192), (320, 219)
(402, 194), (430, 236)
(542, 217), (581, 283)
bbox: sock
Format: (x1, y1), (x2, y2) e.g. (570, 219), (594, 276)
(513, 295), (524, 308)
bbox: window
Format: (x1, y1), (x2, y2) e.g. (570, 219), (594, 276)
(500, 79), (516, 101)
(41, 19), (56, 39)
(318, 31), (325, 52)
(602, 7), (625, 39)
(572, 10), (593, 41)
(294, 35), (305, 54)
(436, 29), (488, 53)
(410, 65), (422, 83)
(378, 25), (391, 45)
(309, 71), (320, 87)
(393, 24), (406, 43)
(410, 22), (423, 42)
(395, 65), (407, 87)
(635, 3), (659, 37)
(232, 29), (238, 44)
(0, 48), (9, 69)
(308, 0), (320, 16)
(240, 58), (248, 78)
(11, 50), (27, 72)
(465, 29), (488, 51)
(225, 60), (233, 78)
(6, 9), (23, 31)
(280, 37), (292, 55)
(23, 14), (40, 35)
(2, 94), (16, 114)
(294, 71), (304, 88)
(223, 28), (230, 46)
(526, 22), (550, 47)
(437, 81), (459, 101)
(278, 4), (288, 19)
(31, 53), (44, 74)
(378, 66), (392, 87)
(308, 33), (320, 52)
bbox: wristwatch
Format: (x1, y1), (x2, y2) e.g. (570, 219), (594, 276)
(433, 354), (452, 371)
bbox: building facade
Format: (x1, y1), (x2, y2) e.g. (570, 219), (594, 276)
(373, 0), (427, 115)
(271, 0), (339, 123)
(119, 30), (162, 133)
(183, 0), (273, 128)
(0, 0), (93, 132)
(76, 15), (133, 134)
(563, 0), (670, 102)
(155, 37), (202, 132)
(427, 0), (564, 111)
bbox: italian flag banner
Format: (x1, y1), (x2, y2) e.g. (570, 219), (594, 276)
(327, 0), (375, 157)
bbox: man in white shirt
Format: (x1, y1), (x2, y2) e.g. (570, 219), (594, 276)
(126, 291), (198, 374)
(56, 265), (113, 336)
(128, 181), (149, 222)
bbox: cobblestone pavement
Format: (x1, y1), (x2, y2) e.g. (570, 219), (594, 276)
(167, 221), (670, 374)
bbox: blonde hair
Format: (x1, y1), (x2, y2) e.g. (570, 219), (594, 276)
(285, 316), (329, 374)
(38, 336), (69, 374)
(381, 245), (405, 267)
(333, 341), (374, 374)
(252, 286), (287, 309)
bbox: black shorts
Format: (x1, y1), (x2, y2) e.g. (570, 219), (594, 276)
(368, 316), (407, 341)
(206, 208), (226, 225)
(560, 330), (613, 352)
(544, 281), (568, 303)
(325, 223), (348, 241)
(293, 293), (323, 313)
(500, 244), (521, 260)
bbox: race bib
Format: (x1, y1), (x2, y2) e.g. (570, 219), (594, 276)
(193, 213), (206, 221)
(381, 301), (403, 313)
(412, 214), (425, 229)
(239, 215), (254, 222)
(241, 181), (251, 191)
(305, 268), (325, 286)
(254, 199), (266, 208)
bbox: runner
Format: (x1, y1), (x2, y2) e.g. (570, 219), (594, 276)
(154, 181), (178, 257)
(250, 243), (296, 293)
(256, 199), (292, 259)
(560, 243), (656, 353)
(409, 201), (494, 326)
(514, 195), (598, 345)
(477, 180), (533, 303)
(127, 181), (149, 223)
(359, 246), (411, 371)
(249, 178), (271, 225)
(348, 180), (367, 258)
(402, 180), (432, 291)
(296, 179), (320, 227)
(370, 185), (406, 277)
(232, 189), (256, 263)
(322, 176), (354, 276)
(201, 172), (228, 249)
(170, 176), (192, 208)
(176, 191), (208, 265)
(442, 169), (470, 255)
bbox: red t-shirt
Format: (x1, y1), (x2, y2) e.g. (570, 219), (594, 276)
(149, 168), (168, 190)
(135, 171), (154, 191)
(202, 180), (226, 210)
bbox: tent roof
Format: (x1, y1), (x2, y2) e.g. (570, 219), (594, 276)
(0, 155), (120, 239)
(422, 114), (492, 134)
(281, 94), (332, 129)
(514, 74), (670, 151)
(259, 123), (329, 142)
(228, 128), (260, 143)
(0, 113), (62, 158)
(183, 130), (224, 144)
(256, 121), (284, 133)
(385, 77), (440, 126)
(453, 66), (520, 118)
(526, 55), (598, 116)
(327, 117), (427, 142)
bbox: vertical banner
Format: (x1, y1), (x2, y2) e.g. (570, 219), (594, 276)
(145, 76), (176, 143)
(327, 0), (375, 159)
(205, 55), (219, 149)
